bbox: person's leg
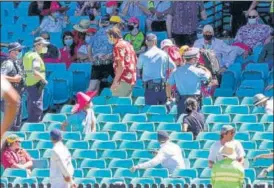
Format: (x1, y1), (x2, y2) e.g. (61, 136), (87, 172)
(157, 90), (167, 105)
(27, 86), (43, 122)
(88, 65), (101, 92)
(112, 82), (133, 97)
(11, 98), (22, 131)
(166, 15), (173, 38)
(258, 164), (274, 178)
(146, 18), (153, 31)
(176, 96), (187, 120)
(145, 89), (158, 105)
(188, 33), (197, 47)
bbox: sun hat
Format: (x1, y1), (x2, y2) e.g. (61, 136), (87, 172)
(72, 91), (97, 113)
(110, 16), (121, 23)
(8, 42), (25, 52)
(160, 39), (173, 49)
(221, 125), (235, 134)
(253, 93), (269, 106)
(41, 1), (69, 16)
(219, 142), (237, 159)
(34, 37), (50, 46)
(128, 17), (139, 25)
(50, 129), (62, 141)
(73, 19), (91, 33)
(183, 47), (200, 58)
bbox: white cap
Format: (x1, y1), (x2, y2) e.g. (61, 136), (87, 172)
(203, 25), (214, 35)
(160, 39), (173, 49)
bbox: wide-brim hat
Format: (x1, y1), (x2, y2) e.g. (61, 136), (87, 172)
(253, 93), (269, 106)
(8, 42), (25, 52)
(73, 19), (91, 33)
(184, 47), (200, 58)
(72, 91), (97, 113)
(41, 1), (69, 16)
(219, 142), (237, 159)
(1, 134), (23, 149)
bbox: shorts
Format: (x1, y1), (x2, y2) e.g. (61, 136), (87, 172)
(91, 63), (115, 80)
(111, 81), (133, 97)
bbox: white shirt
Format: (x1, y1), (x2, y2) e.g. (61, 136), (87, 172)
(266, 98), (273, 115)
(82, 108), (96, 134)
(40, 16), (66, 33)
(1, 76), (11, 98)
(136, 141), (185, 174)
(208, 140), (245, 163)
(50, 141), (74, 188)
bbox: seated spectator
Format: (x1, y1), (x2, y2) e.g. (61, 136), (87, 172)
(62, 91), (97, 134)
(106, 1), (119, 16)
(59, 31), (77, 68)
(234, 10), (273, 49)
(146, 0), (171, 31)
(32, 1), (69, 34)
(40, 31), (60, 62)
(73, 19), (91, 51)
(1, 134), (33, 175)
(161, 39), (183, 67)
(179, 45), (190, 64)
(110, 16), (124, 30)
(120, 1), (150, 19)
(74, 1), (101, 25)
(28, 1), (51, 22)
(255, 152), (274, 178)
(182, 97), (205, 139)
(194, 25), (244, 71)
(258, 32), (273, 69)
(253, 93), (273, 115)
(124, 17), (145, 55)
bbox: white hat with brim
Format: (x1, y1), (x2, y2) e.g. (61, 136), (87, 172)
(34, 37), (50, 46)
(253, 93), (269, 106)
(219, 142), (237, 160)
(73, 19), (91, 33)
(184, 47), (200, 58)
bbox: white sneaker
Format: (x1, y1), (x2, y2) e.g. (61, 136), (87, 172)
(258, 169), (268, 178)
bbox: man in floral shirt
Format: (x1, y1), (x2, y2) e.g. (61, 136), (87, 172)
(107, 26), (137, 97)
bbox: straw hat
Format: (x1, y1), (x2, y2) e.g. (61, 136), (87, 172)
(73, 19), (91, 33)
(253, 93), (269, 106)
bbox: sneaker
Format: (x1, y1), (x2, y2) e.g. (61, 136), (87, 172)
(258, 169), (268, 178)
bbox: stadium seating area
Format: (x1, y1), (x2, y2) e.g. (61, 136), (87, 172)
(0, 1), (273, 187)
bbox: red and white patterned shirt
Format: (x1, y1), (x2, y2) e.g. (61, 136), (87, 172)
(113, 39), (137, 85)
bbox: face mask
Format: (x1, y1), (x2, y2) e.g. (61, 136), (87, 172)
(108, 36), (114, 44)
(128, 25), (134, 31)
(248, 18), (257, 25)
(85, 36), (91, 43)
(16, 52), (23, 59)
(64, 39), (73, 46)
(203, 35), (213, 41)
(106, 7), (113, 15)
(40, 46), (48, 54)
(52, 12), (60, 18)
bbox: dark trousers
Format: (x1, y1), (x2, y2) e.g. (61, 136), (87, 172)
(145, 89), (167, 105)
(176, 94), (202, 120)
(172, 32), (197, 47)
(26, 85), (43, 122)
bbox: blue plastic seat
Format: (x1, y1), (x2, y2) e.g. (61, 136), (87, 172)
(259, 141), (273, 150)
(246, 150), (270, 159)
(122, 113), (147, 123)
(235, 132), (250, 141)
(100, 178), (125, 185)
(132, 87), (145, 98)
(107, 97), (132, 105)
(26, 149), (40, 159)
(219, 70), (237, 91)
(239, 123), (265, 133)
(253, 132), (273, 142)
(2, 169), (28, 181)
(134, 97), (145, 106)
(112, 132), (137, 141)
(241, 97), (254, 106)
(92, 96), (107, 105)
(21, 140), (33, 149)
(196, 132), (219, 141)
(129, 122), (155, 132)
(119, 141), (145, 150)
(80, 159), (106, 169)
(43, 84), (53, 111)
(240, 141), (257, 150)
(31, 168), (50, 178)
(42, 149), (52, 159)
(206, 114), (231, 124)
(225, 105), (250, 114)
(169, 132), (193, 141)
(200, 168), (211, 178)
(171, 169), (198, 179)
(191, 178), (211, 186)
(148, 114), (175, 123)
(233, 114), (257, 123)
(63, 132), (81, 141)
(242, 70), (264, 80)
(13, 177), (37, 187)
(202, 97), (213, 105)
(245, 63), (269, 79)
(66, 140), (89, 150)
(238, 80), (265, 93)
(177, 141), (200, 150)
(201, 105), (222, 114)
(202, 140), (215, 150)
(245, 168), (256, 183)
(72, 149), (97, 160)
(236, 87), (262, 97)
(214, 97), (239, 106)
(157, 123), (182, 132)
(252, 106), (265, 114)
(130, 178), (155, 186)
(214, 88), (234, 97)
(131, 150), (154, 159)
(84, 132), (110, 141)
(147, 140), (160, 150)
(101, 150), (128, 159)
(92, 141), (117, 150)
(112, 105), (139, 116)
(260, 114), (273, 123)
(74, 178), (96, 185)
(192, 159), (209, 169)
(140, 132), (158, 141)
(161, 178), (186, 186)
(142, 105), (167, 115)
(21, 123), (46, 132)
(28, 132), (50, 141)
(74, 169), (84, 178)
(253, 158), (273, 168)
(102, 123), (128, 132)
(188, 150), (209, 159)
(42, 113), (67, 122)
(108, 159), (134, 169)
(97, 114), (121, 123)
(45, 63), (66, 79)
(86, 169), (112, 178)
(114, 168), (139, 178)
(143, 168), (169, 178)
(93, 105), (112, 114)
(32, 159), (49, 169)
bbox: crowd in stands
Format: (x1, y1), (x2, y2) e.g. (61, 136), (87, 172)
(0, 0), (273, 187)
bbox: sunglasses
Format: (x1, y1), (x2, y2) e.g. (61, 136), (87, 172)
(248, 16), (257, 19)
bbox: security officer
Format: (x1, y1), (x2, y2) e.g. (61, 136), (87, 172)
(1, 42), (25, 131)
(166, 47), (211, 118)
(23, 37), (48, 122)
(137, 33), (175, 105)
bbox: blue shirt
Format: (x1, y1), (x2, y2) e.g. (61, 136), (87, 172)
(168, 64), (210, 95)
(137, 46), (175, 82)
(120, 1), (148, 18)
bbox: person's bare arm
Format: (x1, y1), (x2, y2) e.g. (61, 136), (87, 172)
(247, 0), (259, 14)
(135, 2), (151, 16)
(255, 153), (274, 159)
(208, 160), (214, 168)
(183, 123), (188, 132)
(75, 2), (89, 16)
(22, 161), (33, 169)
(2, 75), (22, 83)
(201, 10), (207, 20)
(121, 2), (131, 17)
(165, 83), (172, 99)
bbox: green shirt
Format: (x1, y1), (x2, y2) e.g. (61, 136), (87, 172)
(211, 158), (244, 188)
(124, 32), (145, 52)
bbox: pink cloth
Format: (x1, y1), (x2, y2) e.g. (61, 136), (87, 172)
(232, 42), (252, 52)
(59, 47), (77, 69)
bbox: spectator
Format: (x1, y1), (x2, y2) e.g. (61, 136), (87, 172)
(167, 1), (207, 46)
(211, 142), (245, 188)
(32, 1), (69, 34)
(1, 42), (25, 131)
(166, 48), (211, 118)
(234, 10), (273, 49)
(62, 91), (97, 134)
(28, 1), (51, 22)
(179, 45), (190, 64)
(124, 17), (146, 55)
(137, 33), (175, 105)
(73, 19), (90, 51)
(208, 125), (245, 168)
(49, 129), (76, 188)
(40, 31), (60, 62)
(194, 25), (245, 71)
(75, 1), (101, 22)
(258, 32), (273, 69)
(182, 97), (205, 139)
(0, 76), (20, 137)
(107, 26), (137, 97)
(87, 16), (114, 93)
(253, 93), (273, 115)
(1, 134), (33, 176)
(106, 1), (119, 16)
(131, 131), (185, 174)
(23, 37), (48, 122)
(110, 16), (124, 30)
(160, 39), (183, 67)
(146, 0), (171, 32)
(59, 31), (77, 68)
(120, 1), (150, 18)
(255, 152), (273, 178)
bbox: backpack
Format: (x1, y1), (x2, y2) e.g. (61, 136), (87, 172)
(199, 49), (220, 75)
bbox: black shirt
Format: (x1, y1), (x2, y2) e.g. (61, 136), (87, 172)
(183, 111), (205, 139)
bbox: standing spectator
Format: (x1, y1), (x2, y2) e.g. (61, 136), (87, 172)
(160, 39), (183, 67)
(0, 76), (20, 137)
(75, 1), (101, 22)
(49, 129), (76, 188)
(208, 125), (245, 168)
(131, 131), (185, 174)
(182, 97), (205, 139)
(194, 25), (244, 71)
(59, 31), (77, 68)
(87, 16), (114, 93)
(28, 1), (51, 22)
(253, 93), (273, 115)
(166, 48), (211, 118)
(1, 42), (25, 131)
(40, 31), (60, 62)
(124, 17), (146, 55)
(62, 91), (97, 134)
(107, 26), (137, 97)
(120, 1), (150, 19)
(146, 0), (171, 32)
(32, 1), (69, 35)
(1, 134), (33, 176)
(106, 1), (119, 16)
(137, 33), (175, 105)
(167, 1), (207, 46)
(23, 37), (48, 122)
(234, 10), (273, 49)
(255, 153), (274, 178)
(211, 142), (245, 188)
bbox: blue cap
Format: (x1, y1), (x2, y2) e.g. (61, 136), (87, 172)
(8, 42), (25, 52)
(221, 125), (235, 134)
(50, 129), (62, 141)
(157, 131), (169, 142)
